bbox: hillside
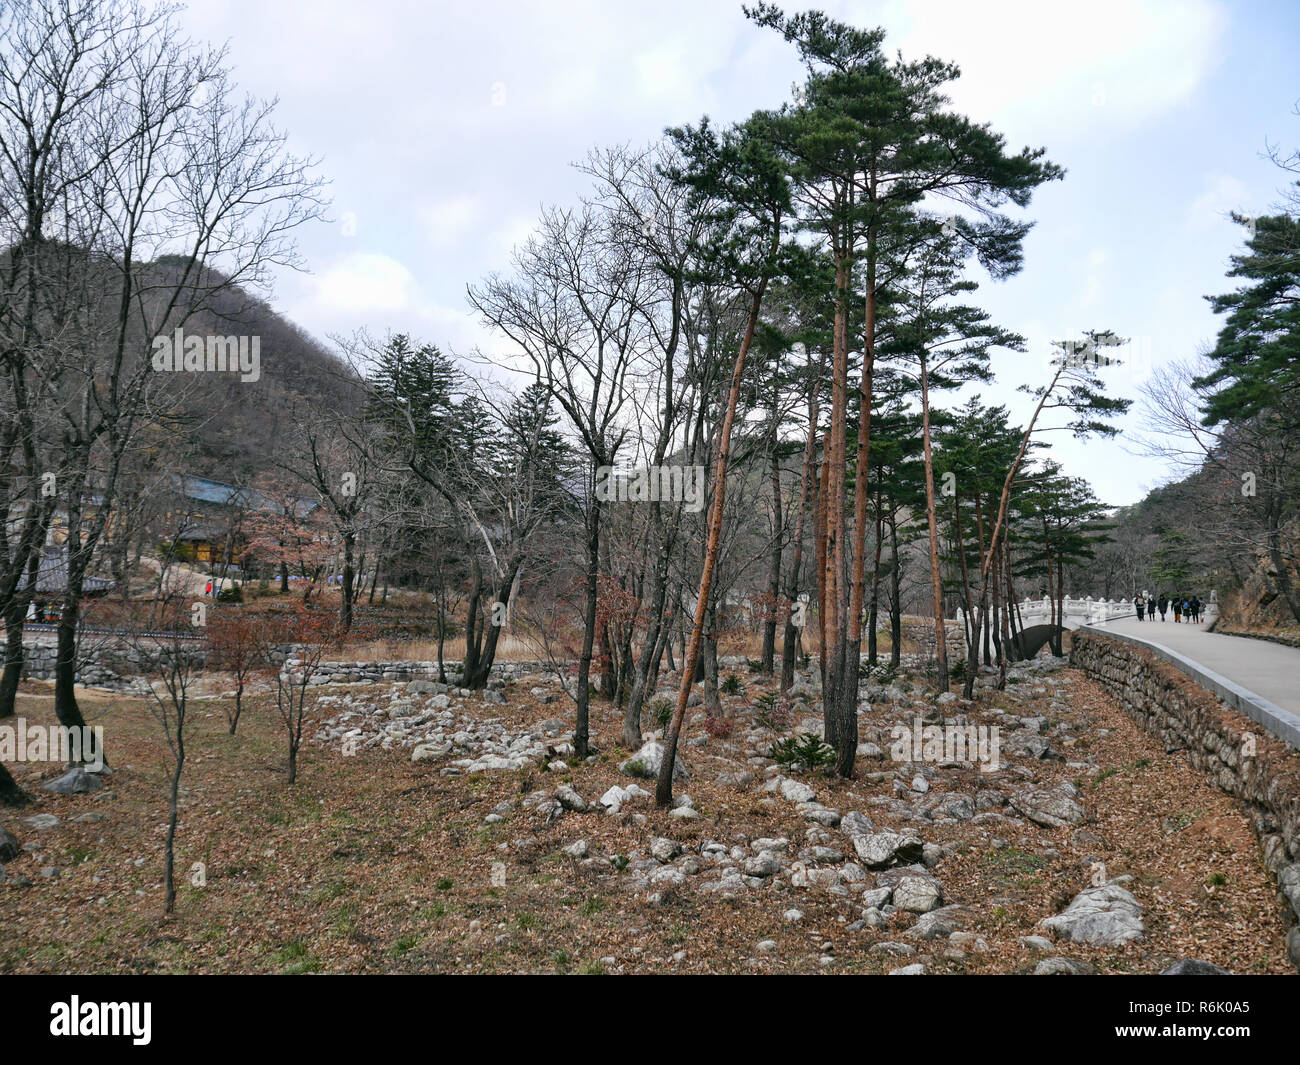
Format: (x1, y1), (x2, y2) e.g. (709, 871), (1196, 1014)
(151, 268), (363, 480)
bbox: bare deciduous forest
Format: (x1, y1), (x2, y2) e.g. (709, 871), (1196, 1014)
(2, 0), (1299, 1006)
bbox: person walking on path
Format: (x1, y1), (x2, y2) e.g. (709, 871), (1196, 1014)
(1190, 595), (1201, 624)
(1173, 595), (1182, 623)
(1157, 594), (1168, 621)
(1135, 593), (1146, 621)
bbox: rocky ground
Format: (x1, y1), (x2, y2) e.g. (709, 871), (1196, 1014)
(0, 652), (1292, 974)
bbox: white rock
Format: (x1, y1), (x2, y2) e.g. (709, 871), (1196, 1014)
(780, 778), (816, 803)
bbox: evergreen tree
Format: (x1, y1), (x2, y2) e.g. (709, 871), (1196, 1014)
(1196, 212), (1300, 426)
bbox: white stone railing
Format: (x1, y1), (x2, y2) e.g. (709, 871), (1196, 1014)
(960, 593), (1219, 633)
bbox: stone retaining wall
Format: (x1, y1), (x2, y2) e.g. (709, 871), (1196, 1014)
(300, 658), (564, 686)
(3, 635), (563, 690)
(0, 637), (149, 689)
(1070, 629), (1300, 970)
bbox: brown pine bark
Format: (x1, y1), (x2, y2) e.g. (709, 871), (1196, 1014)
(919, 348), (950, 690)
(657, 284), (767, 807)
(781, 350), (824, 693)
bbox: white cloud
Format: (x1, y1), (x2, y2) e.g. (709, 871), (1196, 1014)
(887, 0), (1227, 131)
(313, 253), (416, 313)
(1187, 173), (1253, 231)
(417, 197), (485, 247)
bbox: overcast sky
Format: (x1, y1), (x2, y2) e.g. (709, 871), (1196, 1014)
(180, 0), (1300, 507)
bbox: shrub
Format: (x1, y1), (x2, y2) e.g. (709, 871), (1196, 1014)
(648, 696), (674, 731)
(720, 672), (743, 696)
(771, 732), (836, 771)
(703, 713), (735, 738)
(752, 690), (793, 731)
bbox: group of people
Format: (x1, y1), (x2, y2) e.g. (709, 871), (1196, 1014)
(1134, 592), (1203, 623)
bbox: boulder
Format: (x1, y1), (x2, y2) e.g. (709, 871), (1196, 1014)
(0, 825), (19, 862)
(1034, 957), (1094, 975)
(649, 837), (683, 862)
(554, 785), (588, 813)
(42, 768), (104, 795)
(1160, 959), (1230, 975)
(905, 904), (967, 939)
(620, 740), (685, 780)
(779, 778), (816, 803)
(1011, 787), (1087, 828)
(743, 853), (783, 878)
(851, 830), (923, 869)
(1040, 882), (1143, 946)
(892, 875), (943, 914)
(840, 811), (874, 837)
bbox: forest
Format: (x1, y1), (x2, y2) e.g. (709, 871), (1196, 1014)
(1, 0), (1299, 987)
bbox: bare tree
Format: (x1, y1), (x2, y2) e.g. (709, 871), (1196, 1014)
(0, 0), (325, 740)
(470, 203), (650, 757)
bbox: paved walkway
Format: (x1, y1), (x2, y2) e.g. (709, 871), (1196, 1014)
(1090, 617), (1300, 744)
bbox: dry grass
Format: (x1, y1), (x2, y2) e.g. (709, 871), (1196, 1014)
(335, 621), (928, 666)
(340, 634), (552, 663)
(0, 658), (1293, 974)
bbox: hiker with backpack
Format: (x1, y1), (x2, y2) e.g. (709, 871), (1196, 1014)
(1135, 593), (1146, 621)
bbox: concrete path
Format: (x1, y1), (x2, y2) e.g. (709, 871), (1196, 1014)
(1088, 616), (1300, 747)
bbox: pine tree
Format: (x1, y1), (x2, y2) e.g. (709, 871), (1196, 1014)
(1196, 212), (1300, 426)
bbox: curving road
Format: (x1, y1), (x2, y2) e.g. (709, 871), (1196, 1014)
(1095, 617), (1299, 716)
(1086, 617), (1300, 749)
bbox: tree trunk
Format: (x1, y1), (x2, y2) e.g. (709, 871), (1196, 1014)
(0, 761), (28, 806)
(339, 529), (355, 633)
(867, 506), (884, 667)
(702, 609), (721, 718)
(962, 364), (1066, 699)
(760, 443), (783, 673)
(463, 557), (483, 686)
(657, 282), (765, 807)
(164, 743), (184, 914)
(835, 231), (879, 777)
(623, 530), (674, 747)
(919, 351), (949, 689)
(53, 593), (88, 732)
(0, 610), (25, 720)
(889, 511), (902, 670)
(780, 406), (813, 683)
(464, 559), (522, 689)
(575, 499), (601, 760)
(821, 252), (852, 770)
